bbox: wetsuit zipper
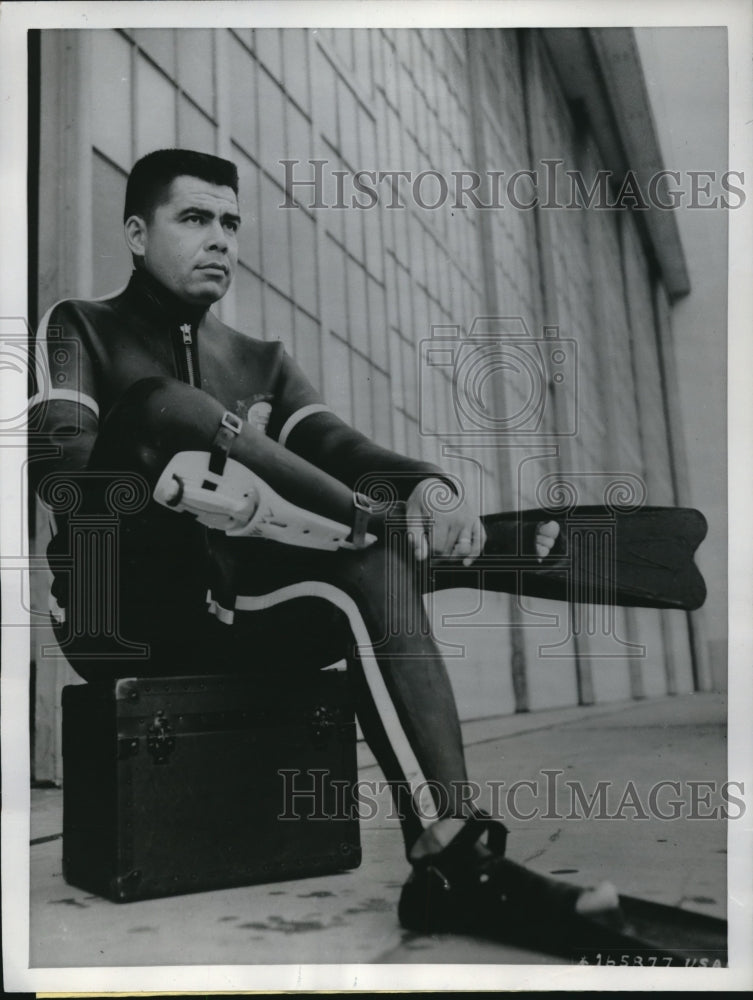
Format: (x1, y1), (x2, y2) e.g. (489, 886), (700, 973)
(179, 323), (197, 387)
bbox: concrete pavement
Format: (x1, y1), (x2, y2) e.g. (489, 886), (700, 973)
(29, 692), (727, 969)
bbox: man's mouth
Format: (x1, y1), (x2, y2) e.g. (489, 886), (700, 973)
(197, 263), (229, 275)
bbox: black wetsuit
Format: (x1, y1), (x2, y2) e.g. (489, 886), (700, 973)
(29, 266), (458, 653)
(30, 268), (447, 492)
(30, 268), (485, 839)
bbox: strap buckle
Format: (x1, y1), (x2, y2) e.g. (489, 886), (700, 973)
(348, 491), (378, 548)
(221, 411), (243, 435)
(206, 411), (244, 483)
(353, 491), (378, 514)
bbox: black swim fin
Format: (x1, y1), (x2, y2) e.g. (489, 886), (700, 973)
(466, 505), (708, 611)
(399, 816), (726, 966)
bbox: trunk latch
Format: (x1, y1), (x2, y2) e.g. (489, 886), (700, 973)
(147, 710), (175, 764)
(309, 705), (337, 746)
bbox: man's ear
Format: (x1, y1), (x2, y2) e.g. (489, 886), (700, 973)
(124, 215), (148, 259)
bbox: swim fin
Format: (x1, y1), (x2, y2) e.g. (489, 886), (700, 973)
(398, 816), (726, 966)
(465, 505), (708, 611)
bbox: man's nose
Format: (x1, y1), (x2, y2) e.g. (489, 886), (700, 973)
(205, 221), (228, 252)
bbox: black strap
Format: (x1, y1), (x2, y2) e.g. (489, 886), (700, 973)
(204, 411), (243, 490)
(347, 491), (377, 548)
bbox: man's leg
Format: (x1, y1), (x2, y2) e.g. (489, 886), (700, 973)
(217, 538), (620, 935)
(207, 531), (474, 852)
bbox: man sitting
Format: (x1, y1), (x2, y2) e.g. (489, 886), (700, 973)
(30, 148), (620, 943)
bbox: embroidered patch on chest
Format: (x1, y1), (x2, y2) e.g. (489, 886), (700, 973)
(235, 395), (273, 434)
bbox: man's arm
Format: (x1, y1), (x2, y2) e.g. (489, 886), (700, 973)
(270, 350), (486, 562)
(28, 300), (100, 507)
(268, 351), (448, 499)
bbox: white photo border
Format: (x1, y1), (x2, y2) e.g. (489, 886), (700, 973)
(1, 0), (751, 992)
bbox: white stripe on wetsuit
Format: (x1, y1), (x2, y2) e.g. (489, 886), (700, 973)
(206, 582), (439, 826)
(278, 404), (331, 448)
(31, 285), (126, 414)
(28, 388), (100, 418)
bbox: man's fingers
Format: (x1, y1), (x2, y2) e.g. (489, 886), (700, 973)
(432, 520), (456, 557)
(452, 532), (473, 559)
(473, 519), (487, 558)
(408, 502), (487, 564)
(408, 528), (429, 561)
(535, 535), (556, 557)
(538, 520), (560, 539)
(446, 512), (484, 561)
(460, 519), (486, 566)
(535, 520), (560, 562)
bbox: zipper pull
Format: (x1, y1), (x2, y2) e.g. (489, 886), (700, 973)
(180, 322), (192, 345)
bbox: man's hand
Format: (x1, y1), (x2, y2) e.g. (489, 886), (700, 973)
(535, 520), (560, 562)
(405, 478), (486, 566)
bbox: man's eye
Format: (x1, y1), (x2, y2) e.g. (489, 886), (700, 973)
(224, 220), (239, 233)
(185, 215), (203, 224)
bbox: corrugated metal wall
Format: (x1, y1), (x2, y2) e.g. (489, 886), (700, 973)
(32, 27), (698, 781)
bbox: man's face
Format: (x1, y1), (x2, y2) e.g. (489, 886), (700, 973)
(133, 175), (241, 305)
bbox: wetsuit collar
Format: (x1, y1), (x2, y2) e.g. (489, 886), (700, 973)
(127, 267), (210, 327)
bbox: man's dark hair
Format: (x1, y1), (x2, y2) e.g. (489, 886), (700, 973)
(123, 149), (239, 223)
